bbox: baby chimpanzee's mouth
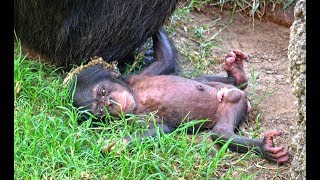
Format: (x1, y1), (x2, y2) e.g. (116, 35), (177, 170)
(122, 94), (127, 112)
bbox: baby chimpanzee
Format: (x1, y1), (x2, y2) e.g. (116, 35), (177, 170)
(71, 31), (289, 164)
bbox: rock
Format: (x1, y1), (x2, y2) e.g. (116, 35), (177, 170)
(287, 0), (306, 179)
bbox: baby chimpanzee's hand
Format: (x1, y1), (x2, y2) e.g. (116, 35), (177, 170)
(99, 138), (130, 156)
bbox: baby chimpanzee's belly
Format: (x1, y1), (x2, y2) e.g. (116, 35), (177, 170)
(134, 76), (221, 128)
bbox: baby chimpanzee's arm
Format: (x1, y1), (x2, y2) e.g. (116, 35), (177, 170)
(101, 121), (175, 154)
(138, 27), (177, 76)
(193, 49), (249, 90)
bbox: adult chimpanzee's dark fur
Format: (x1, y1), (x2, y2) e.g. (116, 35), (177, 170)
(14, 0), (178, 70)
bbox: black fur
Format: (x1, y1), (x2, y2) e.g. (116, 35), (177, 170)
(14, 0), (178, 69)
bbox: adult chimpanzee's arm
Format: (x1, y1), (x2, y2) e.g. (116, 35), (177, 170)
(138, 27), (177, 76)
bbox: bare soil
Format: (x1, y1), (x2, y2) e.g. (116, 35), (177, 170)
(169, 6), (298, 179)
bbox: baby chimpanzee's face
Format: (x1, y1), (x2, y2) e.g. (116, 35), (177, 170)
(91, 80), (136, 117)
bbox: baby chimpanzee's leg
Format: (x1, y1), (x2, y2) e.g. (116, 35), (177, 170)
(216, 87), (252, 112)
(216, 86), (249, 128)
(210, 89), (289, 164)
(211, 88), (259, 151)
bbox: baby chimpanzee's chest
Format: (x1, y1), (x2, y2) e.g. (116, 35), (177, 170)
(134, 78), (220, 126)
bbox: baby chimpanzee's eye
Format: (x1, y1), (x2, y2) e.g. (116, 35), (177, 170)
(100, 87), (106, 96)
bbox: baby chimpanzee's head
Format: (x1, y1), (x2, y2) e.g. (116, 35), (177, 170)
(70, 65), (136, 118)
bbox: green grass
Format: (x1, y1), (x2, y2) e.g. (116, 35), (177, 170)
(166, 6), (222, 78)
(175, 0), (296, 28)
(14, 39), (259, 179)
(180, 0), (296, 15)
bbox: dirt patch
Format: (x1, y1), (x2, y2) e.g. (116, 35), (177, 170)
(169, 6), (298, 179)
(264, 4), (294, 27)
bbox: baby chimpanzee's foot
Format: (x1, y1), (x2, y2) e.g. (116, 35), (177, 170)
(261, 130), (290, 164)
(224, 50), (249, 90)
(217, 87), (235, 103)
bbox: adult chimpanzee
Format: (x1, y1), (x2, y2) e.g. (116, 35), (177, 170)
(70, 29), (289, 164)
(14, 0), (178, 74)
